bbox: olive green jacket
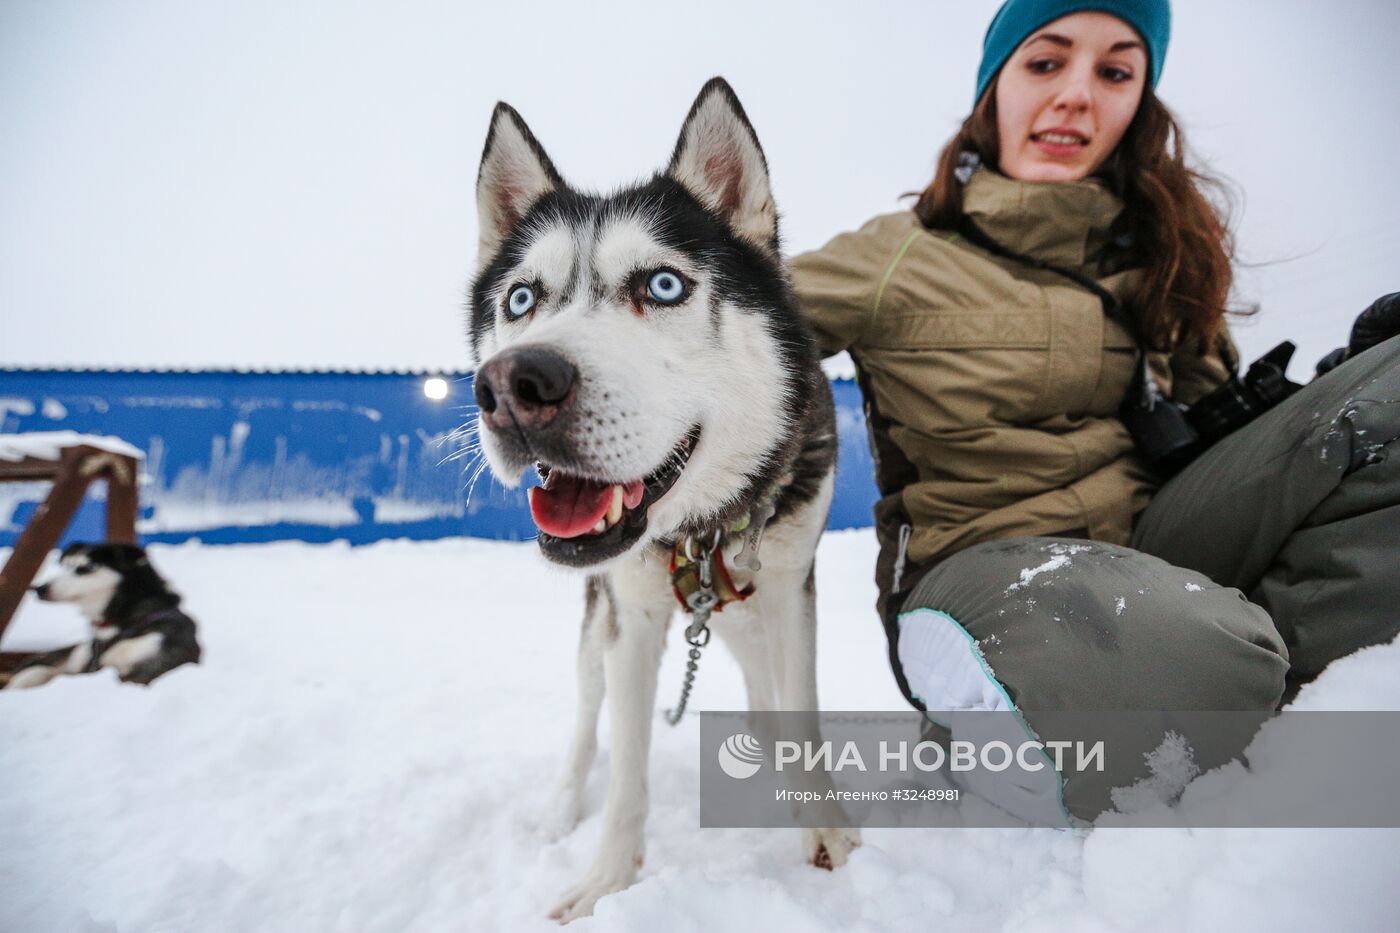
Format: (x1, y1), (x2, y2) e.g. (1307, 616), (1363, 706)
(789, 167), (1234, 616)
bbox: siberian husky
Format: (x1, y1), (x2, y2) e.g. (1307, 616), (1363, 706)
(466, 78), (859, 921)
(2, 542), (201, 690)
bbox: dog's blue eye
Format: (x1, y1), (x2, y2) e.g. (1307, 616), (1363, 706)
(647, 270), (686, 304)
(507, 284), (536, 319)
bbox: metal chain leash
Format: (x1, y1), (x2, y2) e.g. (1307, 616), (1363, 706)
(664, 531), (720, 726)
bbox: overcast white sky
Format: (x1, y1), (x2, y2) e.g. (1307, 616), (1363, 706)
(2, 0), (1397, 373)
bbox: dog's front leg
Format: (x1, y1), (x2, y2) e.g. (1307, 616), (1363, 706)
(548, 567), (670, 923)
(767, 562), (862, 871)
(2, 663), (62, 690)
(537, 576), (610, 841)
(1, 643), (90, 691)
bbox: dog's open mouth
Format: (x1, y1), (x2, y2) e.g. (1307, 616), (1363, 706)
(527, 426), (701, 566)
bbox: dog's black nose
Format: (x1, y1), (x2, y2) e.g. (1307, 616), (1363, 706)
(32, 583), (50, 600)
(475, 347), (577, 431)
(473, 375), (498, 415)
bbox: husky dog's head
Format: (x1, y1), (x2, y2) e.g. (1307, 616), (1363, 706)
(467, 78), (816, 568)
(33, 542), (176, 623)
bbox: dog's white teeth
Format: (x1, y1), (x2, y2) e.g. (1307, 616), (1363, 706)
(607, 485), (624, 526)
(593, 518), (608, 534)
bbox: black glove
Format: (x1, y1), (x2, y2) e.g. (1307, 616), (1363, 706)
(1316, 292), (1400, 377)
(1349, 292), (1400, 356)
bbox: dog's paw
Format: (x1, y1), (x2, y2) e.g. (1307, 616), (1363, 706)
(3, 665), (58, 690)
(534, 789), (583, 843)
(546, 853), (642, 923)
(804, 826), (861, 870)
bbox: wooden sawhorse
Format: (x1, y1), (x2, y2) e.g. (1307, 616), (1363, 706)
(0, 442), (140, 671)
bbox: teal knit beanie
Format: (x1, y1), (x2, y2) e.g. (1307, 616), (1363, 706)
(974, 0), (1171, 105)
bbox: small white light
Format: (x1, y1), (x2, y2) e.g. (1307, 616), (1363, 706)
(423, 377), (449, 400)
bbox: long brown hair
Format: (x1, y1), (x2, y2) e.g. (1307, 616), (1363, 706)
(913, 79), (1236, 353)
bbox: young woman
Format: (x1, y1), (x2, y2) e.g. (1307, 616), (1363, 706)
(790, 0), (1399, 820)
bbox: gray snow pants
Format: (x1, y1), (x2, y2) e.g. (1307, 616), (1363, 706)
(894, 335), (1400, 821)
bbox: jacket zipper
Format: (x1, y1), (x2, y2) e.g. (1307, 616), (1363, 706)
(892, 522), (913, 593)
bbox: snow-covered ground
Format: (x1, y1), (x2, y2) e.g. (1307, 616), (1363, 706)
(2, 532), (1397, 932)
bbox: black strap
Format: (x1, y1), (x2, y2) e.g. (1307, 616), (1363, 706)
(955, 217), (1161, 409)
(954, 218), (1126, 323)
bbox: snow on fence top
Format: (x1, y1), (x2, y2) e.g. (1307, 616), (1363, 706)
(0, 432), (144, 463)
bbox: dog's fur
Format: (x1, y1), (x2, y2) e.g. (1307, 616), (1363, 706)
(2, 543), (201, 690)
(466, 78), (858, 921)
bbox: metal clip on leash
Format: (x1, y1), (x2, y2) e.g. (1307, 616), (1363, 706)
(664, 530), (721, 725)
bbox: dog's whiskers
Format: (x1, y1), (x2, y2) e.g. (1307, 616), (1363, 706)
(447, 448), (486, 475)
(463, 456), (495, 507)
(444, 421), (482, 446)
(441, 443), (484, 467)
(440, 417), (487, 468)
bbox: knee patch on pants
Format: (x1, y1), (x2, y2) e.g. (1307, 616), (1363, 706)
(896, 536), (1289, 820)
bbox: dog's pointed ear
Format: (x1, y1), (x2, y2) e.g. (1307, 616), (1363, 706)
(667, 78), (778, 254)
(476, 102), (563, 268)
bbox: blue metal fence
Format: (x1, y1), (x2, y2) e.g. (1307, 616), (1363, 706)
(0, 369), (877, 547)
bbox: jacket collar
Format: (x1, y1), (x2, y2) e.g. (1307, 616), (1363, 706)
(961, 166), (1125, 269)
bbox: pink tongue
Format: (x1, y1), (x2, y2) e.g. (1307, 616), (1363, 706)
(528, 476), (648, 539)
(530, 475), (613, 539)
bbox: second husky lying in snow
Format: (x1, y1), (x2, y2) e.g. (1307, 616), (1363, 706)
(3, 542), (200, 690)
(465, 78), (859, 921)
